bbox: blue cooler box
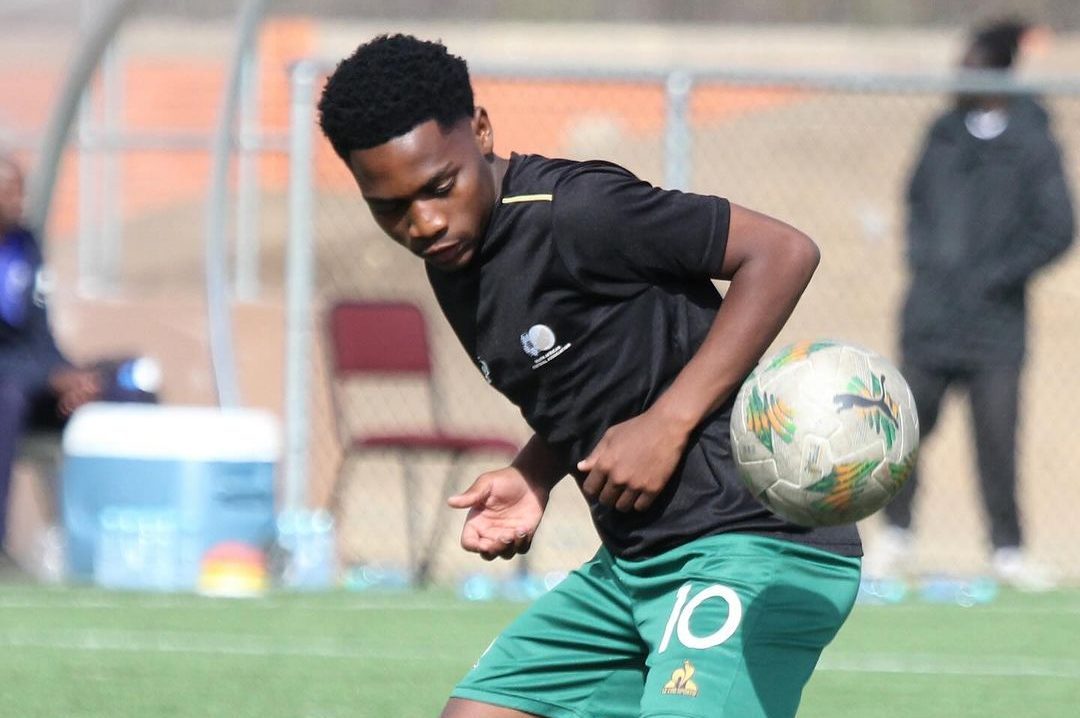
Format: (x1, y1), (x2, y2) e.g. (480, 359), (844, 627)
(61, 403), (280, 586)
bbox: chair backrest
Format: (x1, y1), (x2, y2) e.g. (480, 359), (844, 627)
(328, 300), (432, 377)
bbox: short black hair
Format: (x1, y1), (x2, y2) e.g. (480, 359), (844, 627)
(318, 34), (475, 161)
(969, 18), (1029, 69)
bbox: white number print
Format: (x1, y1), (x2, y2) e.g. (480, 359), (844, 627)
(658, 583), (744, 653)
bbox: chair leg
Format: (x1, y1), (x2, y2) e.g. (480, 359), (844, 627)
(414, 454), (468, 587)
(327, 454), (359, 527)
(400, 456), (422, 586)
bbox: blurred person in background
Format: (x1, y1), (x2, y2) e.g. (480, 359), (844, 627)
(0, 154), (157, 574)
(867, 18), (1075, 590)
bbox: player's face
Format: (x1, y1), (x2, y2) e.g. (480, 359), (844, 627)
(347, 110), (498, 272)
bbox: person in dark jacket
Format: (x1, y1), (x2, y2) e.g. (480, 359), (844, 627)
(868, 19), (1075, 590)
(0, 155), (157, 572)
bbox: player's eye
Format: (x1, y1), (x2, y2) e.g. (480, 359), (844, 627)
(432, 178), (455, 196)
(368, 199), (406, 217)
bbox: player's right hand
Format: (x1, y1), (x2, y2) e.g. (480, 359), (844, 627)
(49, 367), (104, 417)
(448, 467), (549, 561)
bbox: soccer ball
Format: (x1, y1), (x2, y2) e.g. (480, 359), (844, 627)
(730, 340), (919, 527)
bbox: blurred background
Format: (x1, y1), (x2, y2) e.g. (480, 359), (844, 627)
(2, 0), (1078, 589)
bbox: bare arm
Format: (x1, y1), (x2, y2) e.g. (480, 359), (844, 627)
(511, 432), (571, 493)
(580, 203), (820, 511)
(651, 203), (820, 434)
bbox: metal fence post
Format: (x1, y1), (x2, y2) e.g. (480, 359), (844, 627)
(664, 70), (693, 191)
(283, 59), (319, 511)
(100, 40), (124, 290)
(205, 0), (268, 408)
(235, 38), (262, 302)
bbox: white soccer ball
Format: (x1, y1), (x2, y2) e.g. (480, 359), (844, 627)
(730, 340), (919, 527)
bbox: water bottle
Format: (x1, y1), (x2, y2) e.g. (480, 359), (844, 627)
(276, 509), (337, 590)
(499, 571), (548, 602)
(343, 563), (411, 591)
(856, 577), (909, 605)
(458, 572), (499, 601)
(34, 524), (65, 584)
(114, 357), (163, 395)
(918, 575), (999, 606)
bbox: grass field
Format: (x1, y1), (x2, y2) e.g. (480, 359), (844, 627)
(1, 583), (1078, 718)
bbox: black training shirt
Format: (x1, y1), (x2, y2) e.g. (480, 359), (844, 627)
(427, 153), (861, 559)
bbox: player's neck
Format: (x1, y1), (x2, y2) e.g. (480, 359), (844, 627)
(489, 154), (510, 204)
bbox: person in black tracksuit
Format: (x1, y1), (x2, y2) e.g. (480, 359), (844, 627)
(874, 20), (1075, 588)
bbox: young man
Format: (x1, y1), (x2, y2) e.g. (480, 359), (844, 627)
(0, 154), (100, 571)
(0, 155), (158, 574)
(870, 19), (1074, 590)
(319, 35), (861, 718)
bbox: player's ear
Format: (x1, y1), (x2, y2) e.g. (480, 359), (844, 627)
(473, 107), (494, 155)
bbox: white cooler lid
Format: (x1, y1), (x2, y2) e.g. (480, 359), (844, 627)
(63, 403), (281, 462)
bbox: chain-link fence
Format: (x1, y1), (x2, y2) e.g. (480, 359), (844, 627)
(0, 6), (318, 410)
(4, 4), (1079, 586)
(286, 62), (1080, 584)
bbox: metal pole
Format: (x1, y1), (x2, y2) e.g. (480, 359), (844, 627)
(204, 0), (268, 408)
(283, 59), (319, 511)
(235, 38), (262, 301)
(76, 78), (101, 294)
(26, 0), (140, 245)
(664, 70), (693, 191)
(101, 41), (124, 291)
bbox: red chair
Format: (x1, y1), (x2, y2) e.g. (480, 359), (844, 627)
(326, 300), (519, 585)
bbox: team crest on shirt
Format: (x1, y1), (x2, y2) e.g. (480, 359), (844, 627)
(520, 324), (572, 370)
(662, 659), (699, 697)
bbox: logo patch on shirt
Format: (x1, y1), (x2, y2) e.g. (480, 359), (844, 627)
(662, 659), (699, 697)
(477, 358), (493, 384)
(520, 324), (571, 369)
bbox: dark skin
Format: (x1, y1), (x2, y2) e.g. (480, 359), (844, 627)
(348, 110), (819, 718)
(0, 157), (102, 418)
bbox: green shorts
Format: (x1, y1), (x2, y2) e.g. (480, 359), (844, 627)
(452, 533), (860, 718)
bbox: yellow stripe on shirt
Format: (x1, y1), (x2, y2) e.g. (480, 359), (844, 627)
(501, 193), (553, 204)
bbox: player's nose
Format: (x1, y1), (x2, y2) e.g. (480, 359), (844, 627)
(407, 201), (448, 244)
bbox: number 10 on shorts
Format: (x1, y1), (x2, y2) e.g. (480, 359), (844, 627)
(659, 583), (744, 653)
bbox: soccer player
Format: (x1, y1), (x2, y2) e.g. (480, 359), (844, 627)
(319, 34), (861, 718)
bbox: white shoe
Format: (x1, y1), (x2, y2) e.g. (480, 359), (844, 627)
(991, 548), (1058, 592)
(863, 526), (914, 579)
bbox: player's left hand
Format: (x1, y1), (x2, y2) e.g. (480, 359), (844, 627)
(577, 409), (689, 512)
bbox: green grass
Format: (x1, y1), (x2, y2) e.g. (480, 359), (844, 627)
(0, 584), (1077, 717)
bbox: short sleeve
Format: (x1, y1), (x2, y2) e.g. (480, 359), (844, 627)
(550, 162), (730, 294)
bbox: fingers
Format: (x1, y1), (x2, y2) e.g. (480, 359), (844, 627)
(614, 489), (640, 513)
(582, 462), (630, 510)
(465, 527), (533, 561)
(582, 463), (622, 508)
(447, 480), (491, 509)
(633, 491), (657, 512)
(583, 467), (655, 512)
(580, 466), (605, 500)
(597, 478), (624, 507)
